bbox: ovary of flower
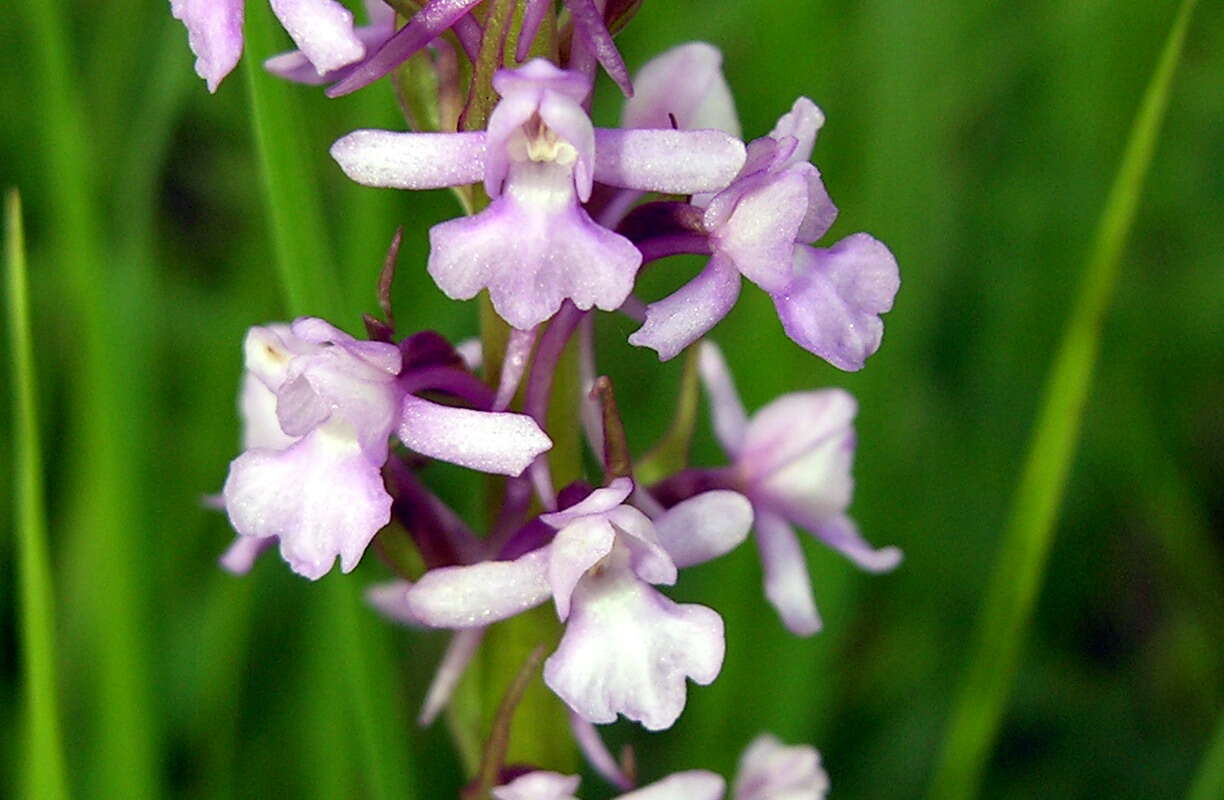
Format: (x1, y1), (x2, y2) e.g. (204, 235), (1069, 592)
(403, 478), (753, 730)
(331, 59), (747, 331)
(698, 341), (901, 636)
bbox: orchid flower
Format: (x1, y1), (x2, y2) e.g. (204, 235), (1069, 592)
(332, 59), (746, 331)
(696, 341), (901, 635)
(221, 318), (551, 579)
(403, 478), (752, 729)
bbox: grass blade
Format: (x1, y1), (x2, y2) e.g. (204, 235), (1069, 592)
(242, 5), (415, 798)
(927, 1), (1201, 797)
(1188, 707), (1224, 800)
(6, 190), (70, 800)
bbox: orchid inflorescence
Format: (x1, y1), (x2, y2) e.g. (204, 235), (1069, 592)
(177, 0), (901, 794)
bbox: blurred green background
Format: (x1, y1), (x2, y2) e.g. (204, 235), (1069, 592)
(2, 0), (1222, 797)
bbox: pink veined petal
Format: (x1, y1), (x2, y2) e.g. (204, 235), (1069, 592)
(365, 580), (424, 627)
(398, 395), (552, 476)
(564, 0), (633, 96)
(620, 771), (726, 800)
(803, 513), (902, 574)
(331, 130), (488, 189)
(772, 235), (900, 371)
(540, 477), (634, 528)
(405, 547), (551, 628)
(697, 340), (749, 455)
(739, 389), (858, 514)
(549, 517), (618, 620)
(544, 569), (724, 731)
(753, 511), (821, 636)
(419, 627), (485, 725)
(622, 42), (741, 137)
(222, 424), (392, 580)
(171, 0), (245, 92)
(654, 491), (753, 569)
(538, 88), (597, 201)
(628, 254), (742, 362)
(327, 0), (484, 96)
(492, 772), (582, 800)
(768, 97), (826, 167)
(592, 129), (746, 195)
(711, 170), (809, 293)
(734, 734), (829, 800)
(268, 0), (365, 74)
(427, 186), (641, 330)
(218, 534), (275, 574)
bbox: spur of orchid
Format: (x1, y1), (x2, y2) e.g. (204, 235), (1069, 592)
(179, 0), (901, 793)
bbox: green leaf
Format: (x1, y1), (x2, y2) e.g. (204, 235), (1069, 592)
(635, 345), (701, 485)
(7, 190), (70, 800)
(927, 2), (1201, 798)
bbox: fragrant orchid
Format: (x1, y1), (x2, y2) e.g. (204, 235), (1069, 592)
(404, 478), (751, 729)
(221, 318), (551, 579)
(622, 44), (899, 368)
(331, 59), (746, 331)
(693, 341), (902, 635)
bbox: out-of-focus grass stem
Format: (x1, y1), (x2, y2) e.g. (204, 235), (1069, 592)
(927, 1), (1200, 797)
(1188, 706), (1224, 800)
(6, 190), (70, 800)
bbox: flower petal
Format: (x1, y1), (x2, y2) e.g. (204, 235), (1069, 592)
(264, 15), (395, 84)
(398, 395), (552, 476)
(607, 505), (676, 586)
(593, 129), (746, 195)
(365, 580), (424, 627)
(545, 571), (723, 730)
(541, 477), (634, 527)
(428, 190), (640, 330)
(709, 170), (808, 293)
(239, 372), (298, 451)
(331, 130), (488, 189)
(492, 772), (581, 800)
(768, 97), (826, 167)
(621, 772), (726, 800)
(629, 254), (741, 362)
(406, 548), (551, 628)
(223, 425), (391, 580)
(564, 0), (632, 96)
(539, 80), (597, 200)
(268, 0), (364, 74)
(734, 734), (829, 800)
(622, 42), (740, 137)
(654, 491), (752, 569)
(805, 513), (902, 573)
(740, 389), (857, 519)
(772, 235), (900, 371)
(218, 534), (275, 574)
(549, 516), (617, 620)
(419, 627), (485, 725)
(171, 0), (244, 93)
(697, 340), (748, 455)
(753, 511), (821, 636)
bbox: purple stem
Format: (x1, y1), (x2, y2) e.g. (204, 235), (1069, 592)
(564, 0), (632, 96)
(386, 456), (481, 566)
(522, 302), (586, 509)
(635, 233), (713, 264)
(452, 13), (483, 61)
(399, 365), (495, 409)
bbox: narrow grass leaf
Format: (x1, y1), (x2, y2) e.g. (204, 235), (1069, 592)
(7, 190), (70, 800)
(928, 2), (1200, 797)
(1188, 706), (1224, 800)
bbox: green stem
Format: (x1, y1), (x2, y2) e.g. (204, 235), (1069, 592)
(1187, 705), (1224, 800)
(7, 190), (70, 800)
(927, 1), (1200, 797)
